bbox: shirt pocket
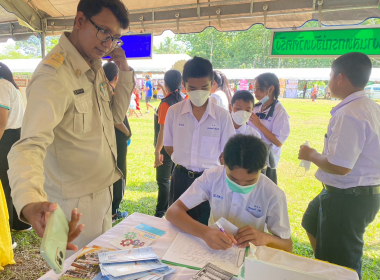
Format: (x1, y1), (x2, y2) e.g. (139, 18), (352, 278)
(74, 98), (96, 134)
(246, 204), (264, 218)
(100, 92), (113, 121)
(200, 136), (220, 159)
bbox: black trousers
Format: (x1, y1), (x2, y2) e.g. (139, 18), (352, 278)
(155, 148), (174, 218)
(262, 167), (277, 184)
(302, 188), (380, 279)
(112, 140), (127, 215)
(0, 128), (29, 230)
(169, 166), (210, 225)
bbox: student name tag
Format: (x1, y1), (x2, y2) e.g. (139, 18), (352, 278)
(73, 89), (84, 95)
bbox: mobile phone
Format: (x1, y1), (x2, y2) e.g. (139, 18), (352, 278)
(40, 205), (69, 274)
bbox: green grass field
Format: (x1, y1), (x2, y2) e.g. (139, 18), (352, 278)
(3, 98), (380, 279)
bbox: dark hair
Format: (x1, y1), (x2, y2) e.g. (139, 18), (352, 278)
(145, 75), (150, 80)
(0, 62), (18, 89)
(255, 73), (280, 99)
(231, 90), (254, 106)
(224, 134), (267, 174)
(77, 0), (129, 29)
(332, 52), (372, 88)
(164, 69), (182, 92)
(103, 62), (119, 82)
(214, 70), (232, 104)
(183, 56), (213, 83)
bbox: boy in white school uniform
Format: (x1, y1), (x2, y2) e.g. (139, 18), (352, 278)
(299, 52), (380, 279)
(164, 56), (236, 225)
(167, 134), (292, 252)
(230, 90), (261, 138)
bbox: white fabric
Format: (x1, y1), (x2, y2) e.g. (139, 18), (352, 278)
(236, 123), (261, 139)
(179, 165), (291, 239)
(249, 101), (290, 169)
(163, 99), (235, 172)
(315, 91), (380, 189)
(0, 79), (24, 129)
(38, 213), (198, 280)
(129, 93), (137, 109)
(210, 90), (229, 111)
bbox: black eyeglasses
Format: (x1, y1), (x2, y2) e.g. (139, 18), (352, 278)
(88, 18), (123, 48)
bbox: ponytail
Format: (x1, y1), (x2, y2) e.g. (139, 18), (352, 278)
(213, 70), (232, 104)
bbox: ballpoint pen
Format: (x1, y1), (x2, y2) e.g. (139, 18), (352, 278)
(215, 222), (237, 248)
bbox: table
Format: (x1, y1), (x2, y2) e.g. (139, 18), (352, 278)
(38, 212), (197, 280)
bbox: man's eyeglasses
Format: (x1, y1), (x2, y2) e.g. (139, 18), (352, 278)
(88, 18), (123, 48)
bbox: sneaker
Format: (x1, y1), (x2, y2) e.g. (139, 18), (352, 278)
(145, 110), (149, 114)
(112, 210), (128, 223)
(12, 236), (17, 249)
(12, 226), (32, 232)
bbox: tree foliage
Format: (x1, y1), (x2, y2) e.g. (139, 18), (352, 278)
(154, 37), (185, 54)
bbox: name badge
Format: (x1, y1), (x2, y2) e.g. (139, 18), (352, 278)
(246, 204), (263, 218)
(74, 89), (84, 95)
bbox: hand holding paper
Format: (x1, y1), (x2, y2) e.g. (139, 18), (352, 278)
(235, 225), (272, 248)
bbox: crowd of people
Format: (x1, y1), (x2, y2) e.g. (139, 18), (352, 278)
(0, 0), (379, 279)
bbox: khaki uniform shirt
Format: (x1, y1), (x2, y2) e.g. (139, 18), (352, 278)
(8, 33), (134, 217)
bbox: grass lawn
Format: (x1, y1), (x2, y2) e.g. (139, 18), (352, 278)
(2, 98), (380, 279)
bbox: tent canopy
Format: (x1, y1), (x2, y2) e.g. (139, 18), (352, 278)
(1, 0), (380, 42)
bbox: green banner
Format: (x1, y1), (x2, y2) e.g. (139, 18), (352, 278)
(271, 28), (380, 57)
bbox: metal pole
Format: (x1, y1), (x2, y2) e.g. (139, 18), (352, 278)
(40, 32), (46, 58)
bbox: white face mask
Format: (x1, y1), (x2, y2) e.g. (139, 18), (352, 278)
(232, 110), (251, 125)
(259, 95), (270, 104)
(187, 90), (210, 107)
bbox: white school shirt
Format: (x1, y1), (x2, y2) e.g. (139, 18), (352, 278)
(249, 101), (290, 168)
(209, 90), (229, 111)
(179, 165), (291, 239)
(315, 91), (380, 189)
(0, 79), (25, 129)
(236, 123), (261, 139)
(164, 99), (235, 172)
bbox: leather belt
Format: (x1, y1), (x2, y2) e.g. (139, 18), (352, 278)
(323, 183), (380, 195)
(176, 165), (203, 179)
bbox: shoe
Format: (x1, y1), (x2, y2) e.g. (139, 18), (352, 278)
(12, 236), (17, 249)
(12, 226), (32, 232)
(112, 209), (128, 223)
(145, 111), (149, 114)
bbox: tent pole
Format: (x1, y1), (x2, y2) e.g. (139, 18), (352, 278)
(40, 32), (46, 58)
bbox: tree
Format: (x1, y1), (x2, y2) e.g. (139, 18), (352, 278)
(154, 37), (185, 54)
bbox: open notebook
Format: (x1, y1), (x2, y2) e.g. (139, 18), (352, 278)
(162, 232), (245, 275)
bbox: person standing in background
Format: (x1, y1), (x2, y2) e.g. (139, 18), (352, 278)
(303, 83), (307, 99)
(144, 75), (155, 113)
(249, 73), (290, 184)
(153, 70), (183, 218)
(0, 63), (31, 250)
(210, 70), (232, 111)
(103, 62), (131, 222)
(312, 84), (318, 102)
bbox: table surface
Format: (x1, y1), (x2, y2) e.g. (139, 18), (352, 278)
(39, 212), (197, 280)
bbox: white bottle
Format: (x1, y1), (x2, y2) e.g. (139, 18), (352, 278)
(299, 141), (311, 171)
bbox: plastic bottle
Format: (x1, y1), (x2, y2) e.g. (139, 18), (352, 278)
(299, 141), (311, 171)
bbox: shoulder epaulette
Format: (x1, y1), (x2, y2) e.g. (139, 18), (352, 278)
(43, 51), (66, 70)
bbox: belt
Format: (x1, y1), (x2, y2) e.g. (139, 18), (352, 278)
(323, 183), (380, 195)
(176, 165), (203, 179)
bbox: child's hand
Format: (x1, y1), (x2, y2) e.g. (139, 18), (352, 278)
(235, 225), (272, 248)
(154, 154), (163, 168)
(203, 228), (236, 250)
(249, 113), (262, 128)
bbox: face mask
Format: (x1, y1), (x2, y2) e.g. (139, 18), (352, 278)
(187, 90), (210, 107)
(232, 110), (251, 125)
(259, 95), (269, 104)
(225, 174), (257, 194)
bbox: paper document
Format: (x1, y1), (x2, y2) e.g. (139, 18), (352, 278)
(99, 259), (166, 278)
(98, 247), (158, 264)
(162, 232), (245, 275)
(211, 217), (239, 236)
(109, 224), (165, 250)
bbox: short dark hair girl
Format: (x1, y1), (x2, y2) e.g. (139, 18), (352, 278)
(164, 70), (182, 92)
(255, 72), (280, 100)
(0, 62), (19, 90)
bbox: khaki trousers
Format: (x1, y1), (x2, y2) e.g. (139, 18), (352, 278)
(48, 186), (113, 258)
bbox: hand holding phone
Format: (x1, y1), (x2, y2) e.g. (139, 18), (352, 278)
(22, 202), (84, 251)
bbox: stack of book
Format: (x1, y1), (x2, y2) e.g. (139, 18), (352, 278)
(98, 247), (175, 280)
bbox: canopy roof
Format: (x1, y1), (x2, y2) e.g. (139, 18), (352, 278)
(1, 0), (380, 42)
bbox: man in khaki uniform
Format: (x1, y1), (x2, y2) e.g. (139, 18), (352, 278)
(7, 0), (133, 252)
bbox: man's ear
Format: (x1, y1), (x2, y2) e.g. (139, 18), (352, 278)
(74, 11), (86, 30)
(220, 152), (225, 165)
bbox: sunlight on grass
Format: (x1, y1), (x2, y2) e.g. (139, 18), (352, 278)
(122, 98), (380, 279)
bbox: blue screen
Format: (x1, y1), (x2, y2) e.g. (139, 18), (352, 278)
(103, 33), (152, 59)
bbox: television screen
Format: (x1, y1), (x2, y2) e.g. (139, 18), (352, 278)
(103, 32), (152, 60)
